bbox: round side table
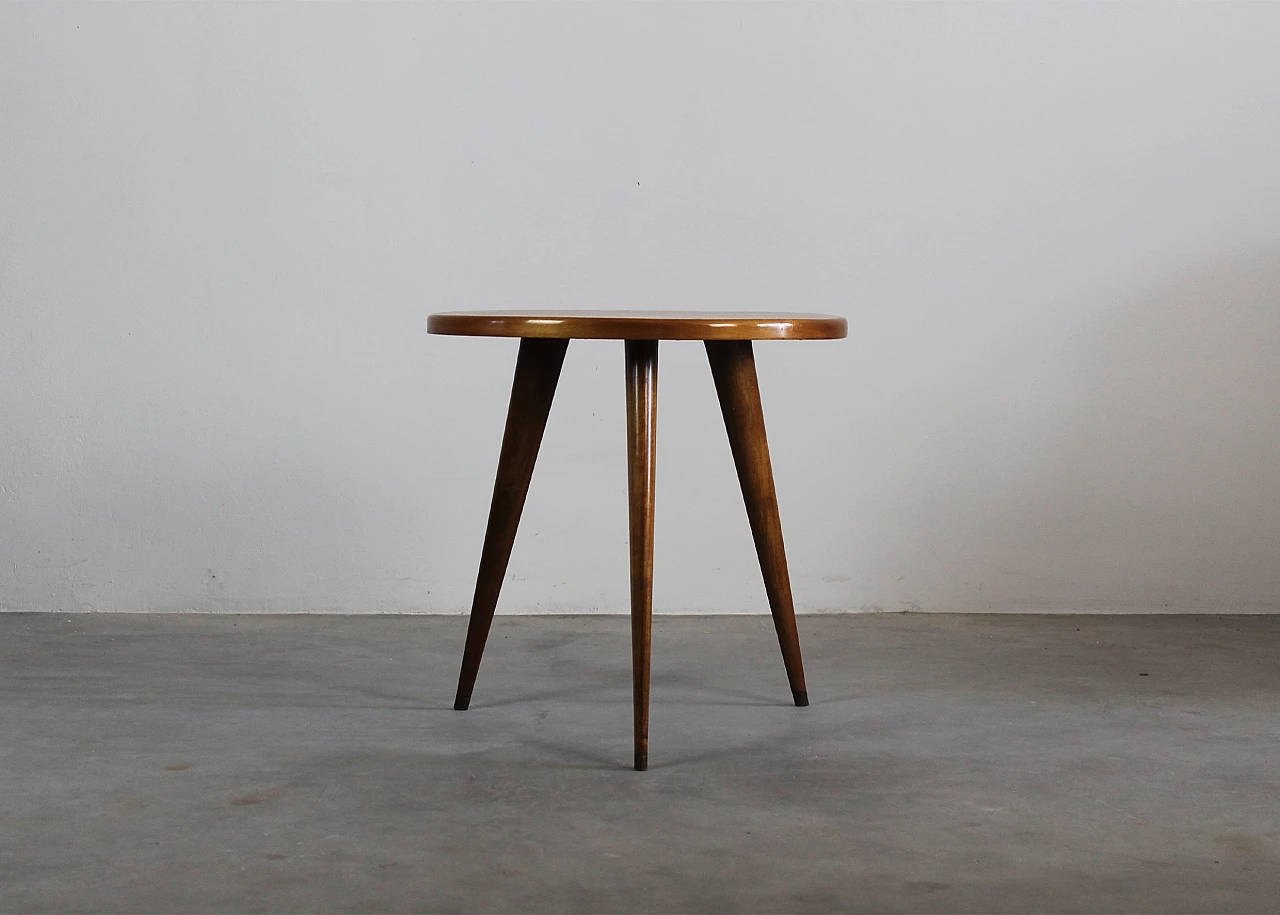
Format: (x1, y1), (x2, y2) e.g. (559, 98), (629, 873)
(428, 310), (847, 769)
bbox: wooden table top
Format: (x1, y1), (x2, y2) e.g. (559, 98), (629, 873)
(427, 310), (847, 341)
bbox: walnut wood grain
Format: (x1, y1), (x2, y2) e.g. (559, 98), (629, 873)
(428, 310), (846, 341)
(441, 311), (837, 768)
(624, 340), (658, 771)
(453, 337), (569, 712)
(705, 340), (809, 707)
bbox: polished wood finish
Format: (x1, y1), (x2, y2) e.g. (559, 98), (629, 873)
(705, 340), (808, 707)
(442, 312), (838, 769)
(624, 340), (659, 771)
(429, 310), (847, 341)
(453, 337), (569, 712)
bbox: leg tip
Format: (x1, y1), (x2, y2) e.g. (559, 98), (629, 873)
(634, 750), (648, 771)
(453, 695), (471, 711)
(793, 690), (809, 707)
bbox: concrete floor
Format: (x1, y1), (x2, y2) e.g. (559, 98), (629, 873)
(1, 613), (1278, 913)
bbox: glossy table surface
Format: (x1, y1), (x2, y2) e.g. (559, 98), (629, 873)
(427, 310), (847, 340)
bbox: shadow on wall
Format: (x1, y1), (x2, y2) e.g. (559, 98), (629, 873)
(893, 249), (1280, 611)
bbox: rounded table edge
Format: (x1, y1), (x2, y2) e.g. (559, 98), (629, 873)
(426, 313), (848, 340)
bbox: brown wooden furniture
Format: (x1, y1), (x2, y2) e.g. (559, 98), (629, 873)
(428, 310), (847, 770)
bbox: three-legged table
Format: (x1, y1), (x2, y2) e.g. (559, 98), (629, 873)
(428, 310), (847, 769)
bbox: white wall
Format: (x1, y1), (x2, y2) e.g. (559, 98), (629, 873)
(4, 3), (1280, 614)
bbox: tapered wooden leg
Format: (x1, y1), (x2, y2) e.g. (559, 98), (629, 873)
(705, 340), (809, 707)
(625, 340), (658, 770)
(454, 337), (569, 712)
